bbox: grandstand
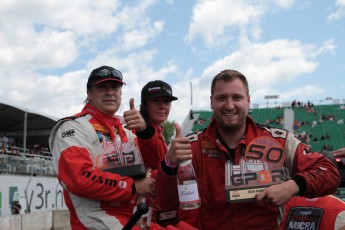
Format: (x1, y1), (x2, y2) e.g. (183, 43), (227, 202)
(0, 102), (64, 220)
(0, 101), (58, 147)
(0, 101), (57, 176)
(183, 102), (345, 152)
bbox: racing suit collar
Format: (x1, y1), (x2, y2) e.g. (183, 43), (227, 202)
(81, 104), (126, 141)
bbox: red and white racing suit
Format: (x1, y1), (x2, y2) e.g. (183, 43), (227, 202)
(281, 195), (345, 230)
(156, 116), (340, 230)
(137, 122), (168, 171)
(49, 107), (165, 230)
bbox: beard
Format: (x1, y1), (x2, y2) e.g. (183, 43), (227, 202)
(216, 114), (247, 134)
(218, 121), (243, 133)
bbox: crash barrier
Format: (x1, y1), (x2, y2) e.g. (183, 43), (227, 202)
(0, 210), (71, 230)
(0, 208), (146, 230)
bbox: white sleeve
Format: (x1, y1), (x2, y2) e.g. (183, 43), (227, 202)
(335, 210), (345, 230)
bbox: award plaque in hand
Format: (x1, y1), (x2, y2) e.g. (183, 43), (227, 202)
(225, 136), (290, 203)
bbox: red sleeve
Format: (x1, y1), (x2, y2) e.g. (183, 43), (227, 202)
(292, 143), (340, 197)
(155, 161), (179, 211)
(138, 127), (167, 170)
(58, 146), (135, 202)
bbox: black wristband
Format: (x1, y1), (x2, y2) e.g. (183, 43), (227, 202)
(136, 122), (155, 140)
(161, 159), (178, 176)
(132, 183), (136, 195)
(292, 175), (306, 196)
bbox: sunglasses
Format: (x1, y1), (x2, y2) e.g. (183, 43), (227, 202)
(93, 68), (123, 81)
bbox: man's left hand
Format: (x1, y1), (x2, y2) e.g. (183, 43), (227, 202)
(255, 180), (299, 206)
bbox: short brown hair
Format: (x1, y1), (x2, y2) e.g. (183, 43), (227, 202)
(211, 70), (249, 96)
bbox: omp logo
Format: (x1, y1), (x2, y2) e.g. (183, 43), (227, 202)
(62, 129), (75, 138)
(275, 131), (283, 135)
(299, 211), (312, 215)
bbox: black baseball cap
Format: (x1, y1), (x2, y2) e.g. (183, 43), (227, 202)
(141, 80), (178, 101)
(87, 66), (126, 88)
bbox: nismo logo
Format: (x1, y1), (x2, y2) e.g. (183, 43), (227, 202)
(81, 170), (118, 187)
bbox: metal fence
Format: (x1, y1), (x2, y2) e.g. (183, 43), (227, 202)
(0, 153), (55, 176)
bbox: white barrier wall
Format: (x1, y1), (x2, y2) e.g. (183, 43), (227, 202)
(22, 211), (53, 230)
(0, 174), (67, 216)
(53, 210), (71, 229)
(0, 210), (71, 230)
(0, 214), (21, 230)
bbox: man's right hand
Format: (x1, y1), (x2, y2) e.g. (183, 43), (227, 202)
(165, 123), (193, 165)
(134, 177), (155, 197)
(123, 98), (147, 132)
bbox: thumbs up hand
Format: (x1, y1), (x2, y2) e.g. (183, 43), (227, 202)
(174, 122), (182, 138)
(129, 97), (136, 110)
(123, 98), (147, 132)
(165, 123), (192, 166)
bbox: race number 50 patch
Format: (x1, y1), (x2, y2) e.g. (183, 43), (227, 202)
(225, 136), (289, 203)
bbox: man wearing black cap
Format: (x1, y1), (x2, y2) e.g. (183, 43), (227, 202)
(49, 66), (167, 230)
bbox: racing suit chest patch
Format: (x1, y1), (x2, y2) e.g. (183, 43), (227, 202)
(201, 141), (220, 159)
(285, 207), (323, 230)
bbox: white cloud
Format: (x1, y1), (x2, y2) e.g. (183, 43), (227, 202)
(0, 0), (121, 70)
(112, 0), (165, 51)
(0, 28), (77, 69)
(184, 0), (295, 47)
(0, 0), (170, 119)
(203, 38), (318, 84)
(189, 38), (333, 110)
(278, 85), (324, 101)
(327, 0), (345, 21)
(273, 0), (295, 8)
(336, 0), (345, 6)
(0, 0), (163, 70)
(0, 70), (87, 118)
(250, 84), (324, 106)
(312, 39), (337, 56)
(0, 0), (122, 37)
(185, 0), (264, 47)
(327, 8), (345, 21)
(120, 19), (164, 51)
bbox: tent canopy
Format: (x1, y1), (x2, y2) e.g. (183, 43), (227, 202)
(0, 101), (59, 148)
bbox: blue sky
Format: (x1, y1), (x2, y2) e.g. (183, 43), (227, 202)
(0, 0), (344, 125)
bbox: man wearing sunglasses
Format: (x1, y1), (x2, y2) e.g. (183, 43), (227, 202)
(49, 66), (169, 229)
